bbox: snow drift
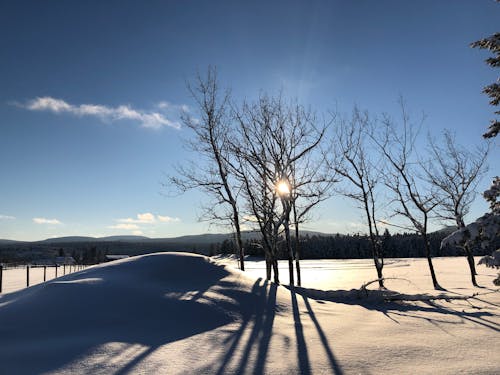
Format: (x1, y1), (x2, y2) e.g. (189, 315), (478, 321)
(0, 253), (499, 374)
(0, 252), (287, 374)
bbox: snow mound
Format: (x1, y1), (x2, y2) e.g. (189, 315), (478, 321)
(0, 252), (286, 375)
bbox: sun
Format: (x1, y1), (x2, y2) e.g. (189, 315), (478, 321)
(276, 181), (290, 196)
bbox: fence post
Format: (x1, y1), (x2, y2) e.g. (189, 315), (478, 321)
(26, 265), (30, 287)
(63, 264), (66, 275)
(0, 264), (3, 293)
(55, 265), (58, 278)
(43, 266), (47, 282)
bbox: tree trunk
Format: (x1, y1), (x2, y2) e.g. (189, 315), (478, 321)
(363, 196), (384, 288)
(369, 239), (384, 288)
(465, 245), (478, 286)
(456, 219), (478, 286)
(373, 257), (384, 288)
(284, 219), (295, 286)
(293, 204), (302, 287)
(233, 209), (245, 271)
(423, 232), (440, 289)
(272, 257), (280, 285)
(265, 252), (272, 281)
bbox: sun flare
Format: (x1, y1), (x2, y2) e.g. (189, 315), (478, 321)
(276, 181), (290, 196)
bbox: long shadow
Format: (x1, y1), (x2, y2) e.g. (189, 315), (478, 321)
(253, 282), (277, 375)
(290, 288), (312, 375)
(300, 293), (344, 375)
(290, 285), (499, 334)
(215, 279), (265, 375)
(214, 278), (278, 375)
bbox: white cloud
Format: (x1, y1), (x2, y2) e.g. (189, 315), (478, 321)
(33, 217), (61, 225)
(19, 97), (182, 130)
(118, 212), (156, 224)
(109, 223), (139, 230)
(156, 101), (190, 113)
(0, 215), (15, 220)
(138, 213), (156, 223)
(132, 230), (144, 236)
(242, 214), (258, 223)
(157, 215), (180, 223)
(112, 213), (179, 232)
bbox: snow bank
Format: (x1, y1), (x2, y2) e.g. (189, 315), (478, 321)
(0, 253), (289, 374)
(0, 253), (499, 374)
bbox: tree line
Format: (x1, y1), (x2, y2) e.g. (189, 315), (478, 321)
(209, 229), (492, 260)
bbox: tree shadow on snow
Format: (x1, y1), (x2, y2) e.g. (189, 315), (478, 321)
(198, 279), (344, 375)
(204, 278), (279, 375)
(287, 286), (499, 334)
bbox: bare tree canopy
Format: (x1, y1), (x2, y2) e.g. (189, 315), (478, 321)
(168, 67), (245, 271)
(373, 102), (442, 290)
(424, 130), (489, 286)
(232, 94), (329, 285)
(425, 130), (489, 227)
(327, 107), (386, 288)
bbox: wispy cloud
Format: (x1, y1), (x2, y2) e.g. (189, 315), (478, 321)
(156, 101), (190, 113)
(157, 215), (180, 223)
(117, 212), (180, 224)
(0, 215), (15, 220)
(33, 217), (62, 225)
(110, 212), (180, 232)
(108, 223), (139, 230)
(17, 97), (182, 130)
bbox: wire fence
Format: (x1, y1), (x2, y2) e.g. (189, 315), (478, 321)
(0, 264), (89, 294)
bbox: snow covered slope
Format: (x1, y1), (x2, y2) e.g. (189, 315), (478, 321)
(0, 253), (498, 374)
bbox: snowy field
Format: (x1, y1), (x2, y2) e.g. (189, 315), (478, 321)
(0, 253), (498, 374)
(0, 265), (83, 294)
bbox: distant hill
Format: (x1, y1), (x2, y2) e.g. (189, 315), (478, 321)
(0, 239), (23, 245)
(4, 226), (453, 247)
(1, 227), (453, 246)
(3, 230), (331, 246)
(39, 236), (96, 243)
(95, 235), (151, 242)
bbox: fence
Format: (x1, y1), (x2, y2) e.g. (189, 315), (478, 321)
(0, 264), (88, 294)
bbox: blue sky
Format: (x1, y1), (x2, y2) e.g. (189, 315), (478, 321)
(0, 0), (498, 241)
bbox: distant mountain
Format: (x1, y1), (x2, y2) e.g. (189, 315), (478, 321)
(36, 235), (150, 244)
(97, 235), (151, 242)
(39, 236), (97, 243)
(0, 239), (23, 245)
(3, 230), (332, 246)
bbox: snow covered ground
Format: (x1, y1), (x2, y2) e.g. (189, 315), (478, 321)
(1, 265), (82, 294)
(0, 253), (498, 374)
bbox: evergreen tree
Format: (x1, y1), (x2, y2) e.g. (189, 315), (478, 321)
(471, 30), (499, 138)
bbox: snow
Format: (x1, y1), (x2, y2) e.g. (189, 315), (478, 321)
(0, 252), (499, 374)
(1, 265), (80, 294)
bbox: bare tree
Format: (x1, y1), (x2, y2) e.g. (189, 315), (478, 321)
(328, 108), (386, 288)
(289, 155), (332, 287)
(232, 95), (328, 286)
(231, 97), (283, 283)
(425, 130), (489, 286)
(374, 104), (442, 290)
(442, 176), (500, 286)
(169, 67), (245, 270)
(274, 105), (330, 287)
